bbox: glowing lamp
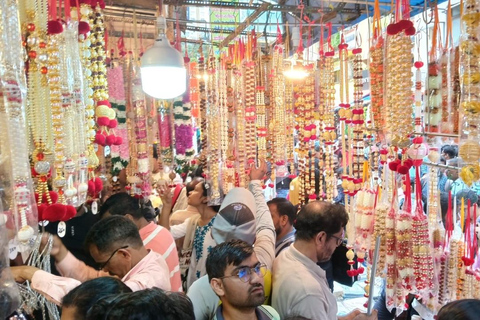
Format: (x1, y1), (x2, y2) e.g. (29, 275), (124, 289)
(141, 16), (186, 99)
(283, 61), (308, 80)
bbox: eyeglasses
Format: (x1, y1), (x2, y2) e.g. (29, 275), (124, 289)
(97, 245), (128, 270)
(220, 263), (267, 283)
(329, 233), (345, 246)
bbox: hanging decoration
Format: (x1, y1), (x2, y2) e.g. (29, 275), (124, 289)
(0, 0), (39, 247)
(458, 0), (480, 186)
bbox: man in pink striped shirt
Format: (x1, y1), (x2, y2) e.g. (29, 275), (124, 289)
(11, 216), (171, 304)
(99, 193), (182, 292)
(20, 193), (182, 293)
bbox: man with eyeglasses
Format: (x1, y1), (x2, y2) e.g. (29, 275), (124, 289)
(206, 240), (280, 320)
(272, 201), (377, 320)
(10, 216), (171, 304)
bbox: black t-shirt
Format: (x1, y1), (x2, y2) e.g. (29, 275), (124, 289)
(41, 208), (100, 275)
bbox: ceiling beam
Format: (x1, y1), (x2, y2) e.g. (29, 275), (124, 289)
(162, 0), (359, 14)
(218, 2), (270, 49)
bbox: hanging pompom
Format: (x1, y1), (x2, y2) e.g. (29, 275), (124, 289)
(114, 136), (123, 145)
(97, 116), (110, 126)
(405, 26), (416, 36)
(88, 180), (96, 196)
(387, 23), (400, 35)
(108, 119), (118, 129)
(397, 20), (410, 30)
(94, 177), (103, 193)
(389, 160), (400, 171)
(37, 204), (47, 221)
(78, 21), (90, 35)
(48, 20), (64, 35)
(97, 100), (111, 107)
(94, 133), (106, 146)
(43, 203), (67, 222)
(397, 165), (409, 175)
(105, 134), (116, 146)
(64, 205), (77, 220)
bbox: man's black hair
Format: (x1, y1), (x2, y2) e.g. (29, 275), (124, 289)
(62, 277), (132, 318)
(206, 239), (254, 281)
(99, 192), (142, 219)
(294, 201), (348, 241)
(86, 288), (195, 320)
(85, 216), (143, 253)
(441, 145), (457, 159)
(267, 198), (297, 225)
(437, 299), (480, 320)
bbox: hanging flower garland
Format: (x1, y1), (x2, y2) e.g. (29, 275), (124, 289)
(108, 64), (129, 193)
(173, 100), (194, 168)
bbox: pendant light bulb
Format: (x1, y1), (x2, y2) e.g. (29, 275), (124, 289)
(140, 16), (186, 99)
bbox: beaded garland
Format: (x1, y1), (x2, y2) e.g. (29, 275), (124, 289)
(206, 52), (222, 203)
(385, 21), (415, 148)
(458, 0), (480, 186)
(234, 63), (246, 187)
(0, 0), (38, 246)
(198, 54), (208, 170)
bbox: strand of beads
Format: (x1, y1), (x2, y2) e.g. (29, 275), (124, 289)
(294, 81), (306, 205)
(372, 201), (389, 277)
(218, 61), (231, 193)
(244, 60), (256, 169)
(456, 241), (466, 299)
(370, 38), (384, 132)
(198, 55), (207, 170)
(47, 17), (67, 205)
(385, 21), (415, 148)
(446, 239), (459, 300)
(323, 50), (336, 202)
(412, 210), (436, 305)
(352, 47), (364, 195)
(414, 58), (424, 134)
(385, 204), (396, 311)
(1, 0), (38, 246)
(256, 86), (267, 161)
(427, 7), (442, 133)
(206, 53), (221, 203)
(272, 43), (286, 168)
(435, 227), (447, 309)
(132, 72), (150, 197)
(304, 70), (316, 201)
(458, 0), (480, 187)
(234, 65), (246, 187)
(225, 61), (236, 189)
(81, 5), (96, 190)
(285, 78), (295, 178)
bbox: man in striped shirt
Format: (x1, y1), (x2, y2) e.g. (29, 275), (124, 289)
(43, 193), (182, 292)
(98, 193), (182, 291)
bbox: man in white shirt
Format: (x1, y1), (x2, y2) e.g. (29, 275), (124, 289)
(272, 201), (377, 320)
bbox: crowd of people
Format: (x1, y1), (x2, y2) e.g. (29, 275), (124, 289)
(5, 145), (480, 319)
